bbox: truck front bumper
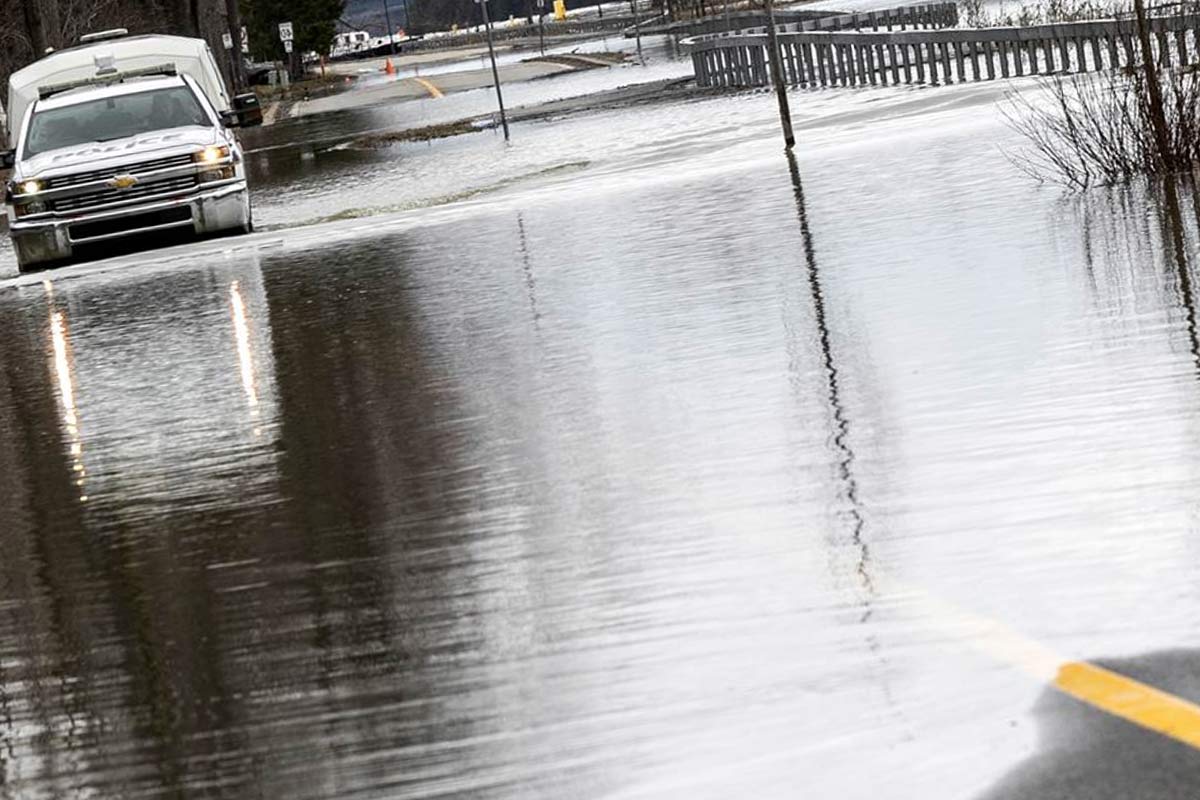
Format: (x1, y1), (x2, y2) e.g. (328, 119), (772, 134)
(10, 181), (250, 268)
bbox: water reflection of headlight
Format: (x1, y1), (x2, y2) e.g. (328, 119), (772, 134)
(230, 281), (259, 409)
(47, 296), (89, 504)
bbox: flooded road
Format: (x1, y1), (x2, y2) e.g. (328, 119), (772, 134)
(5, 34), (1200, 799)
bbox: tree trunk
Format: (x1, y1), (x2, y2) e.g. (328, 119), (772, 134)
(23, 0), (62, 55)
(171, 0), (198, 36)
(224, 0), (245, 91)
(189, 0), (203, 35)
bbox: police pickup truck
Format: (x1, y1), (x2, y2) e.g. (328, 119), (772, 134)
(2, 30), (262, 273)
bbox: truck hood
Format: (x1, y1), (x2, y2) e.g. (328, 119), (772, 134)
(20, 126), (221, 179)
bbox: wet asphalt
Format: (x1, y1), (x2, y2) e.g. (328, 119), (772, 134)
(5, 22), (1200, 800)
(983, 652), (1200, 800)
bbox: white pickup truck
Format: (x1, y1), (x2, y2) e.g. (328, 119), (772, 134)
(2, 31), (262, 273)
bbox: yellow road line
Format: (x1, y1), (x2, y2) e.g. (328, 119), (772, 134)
(414, 77), (444, 99)
(897, 578), (1200, 751)
(1056, 662), (1200, 749)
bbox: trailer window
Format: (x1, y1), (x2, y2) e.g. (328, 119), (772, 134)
(24, 85), (211, 157)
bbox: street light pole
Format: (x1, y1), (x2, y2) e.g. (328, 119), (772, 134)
(381, 0), (397, 54)
(477, 0), (511, 140)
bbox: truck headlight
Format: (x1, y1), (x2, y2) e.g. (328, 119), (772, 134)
(16, 179), (43, 195)
(194, 145), (230, 164)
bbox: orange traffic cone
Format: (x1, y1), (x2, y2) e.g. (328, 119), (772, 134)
(384, 57), (396, 75)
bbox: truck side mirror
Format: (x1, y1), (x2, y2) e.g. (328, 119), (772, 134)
(0, 149), (14, 170)
(219, 109), (241, 128)
(232, 93), (263, 127)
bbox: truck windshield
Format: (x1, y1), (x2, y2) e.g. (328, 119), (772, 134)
(24, 85), (210, 157)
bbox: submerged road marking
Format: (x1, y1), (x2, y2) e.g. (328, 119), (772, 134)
(414, 77), (444, 99)
(1055, 662), (1200, 750)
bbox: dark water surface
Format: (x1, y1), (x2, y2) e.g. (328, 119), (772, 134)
(4, 70), (1200, 798)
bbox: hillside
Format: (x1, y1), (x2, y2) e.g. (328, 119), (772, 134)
(342, 0), (409, 33)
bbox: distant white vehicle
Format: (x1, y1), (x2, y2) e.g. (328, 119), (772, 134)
(331, 30), (372, 58)
(2, 30), (262, 273)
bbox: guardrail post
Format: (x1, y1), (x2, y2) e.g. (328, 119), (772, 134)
(802, 42), (817, 85)
(1121, 32), (1136, 69)
(948, 39), (961, 80)
(1156, 27), (1170, 67)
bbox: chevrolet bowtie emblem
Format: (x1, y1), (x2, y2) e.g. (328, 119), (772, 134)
(107, 174), (138, 189)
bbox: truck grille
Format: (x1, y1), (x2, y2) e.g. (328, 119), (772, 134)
(53, 174), (200, 213)
(46, 153), (197, 190)
(69, 206), (193, 242)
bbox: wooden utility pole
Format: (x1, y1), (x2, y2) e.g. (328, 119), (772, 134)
(225, 0), (247, 91)
(1133, 0), (1172, 170)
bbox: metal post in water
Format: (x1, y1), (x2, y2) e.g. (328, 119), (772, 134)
(381, 0), (397, 54)
(538, 0), (546, 55)
(763, 0), (795, 148)
(630, 0), (644, 63)
(478, 0), (511, 140)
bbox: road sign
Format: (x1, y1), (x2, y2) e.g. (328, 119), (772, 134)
(222, 32), (233, 49)
(283, 39), (294, 53)
(278, 21), (294, 41)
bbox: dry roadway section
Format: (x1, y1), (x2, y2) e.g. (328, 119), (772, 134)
(293, 53), (624, 117)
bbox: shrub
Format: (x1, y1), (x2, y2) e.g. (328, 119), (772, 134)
(1004, 69), (1200, 188)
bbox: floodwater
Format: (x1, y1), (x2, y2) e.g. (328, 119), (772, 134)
(4, 31), (1200, 800)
